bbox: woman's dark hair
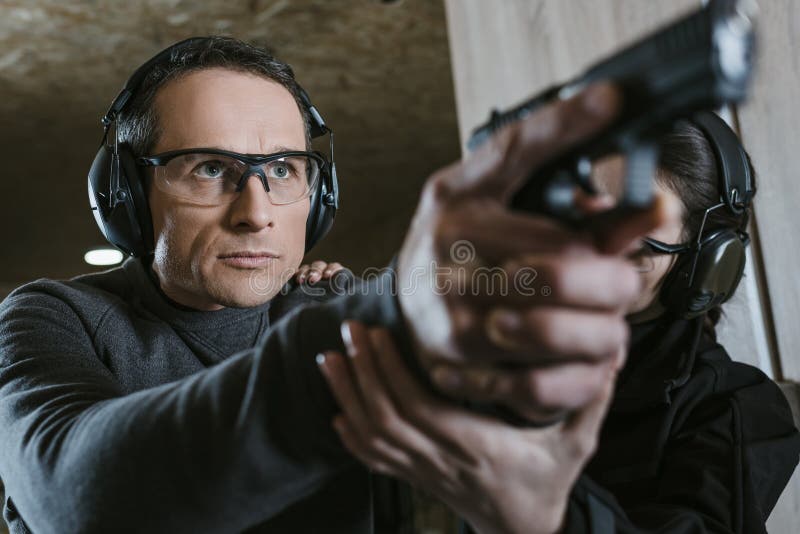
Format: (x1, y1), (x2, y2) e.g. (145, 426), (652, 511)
(656, 119), (757, 336)
(116, 36), (312, 158)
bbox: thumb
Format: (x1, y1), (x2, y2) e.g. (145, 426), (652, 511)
(593, 190), (683, 255)
(444, 83), (621, 201)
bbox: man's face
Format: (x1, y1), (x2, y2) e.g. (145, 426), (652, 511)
(148, 68), (310, 310)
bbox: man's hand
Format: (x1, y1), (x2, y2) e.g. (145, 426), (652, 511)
(397, 83), (680, 421)
(319, 322), (615, 534)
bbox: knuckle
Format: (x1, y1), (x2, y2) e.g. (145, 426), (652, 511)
(372, 407), (399, 433)
(518, 370), (550, 408)
(363, 434), (384, 453)
(526, 310), (563, 354)
(541, 259), (570, 298)
(527, 104), (565, 144)
(424, 169), (455, 204)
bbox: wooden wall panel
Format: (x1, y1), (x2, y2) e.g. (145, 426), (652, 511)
(740, 1), (800, 530)
(713, 101), (774, 373)
(736, 0), (800, 381)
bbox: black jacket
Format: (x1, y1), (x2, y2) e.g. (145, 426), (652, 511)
(563, 316), (800, 533)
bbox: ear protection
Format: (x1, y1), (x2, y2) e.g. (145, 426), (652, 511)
(659, 111), (755, 319)
(88, 37), (338, 257)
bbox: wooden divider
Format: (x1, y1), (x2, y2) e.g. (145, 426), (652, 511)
(443, 0), (799, 530)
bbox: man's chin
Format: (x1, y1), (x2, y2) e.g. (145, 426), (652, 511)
(205, 284), (279, 308)
(207, 275), (288, 308)
(205, 261), (293, 307)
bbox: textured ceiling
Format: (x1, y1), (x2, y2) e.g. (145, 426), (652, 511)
(0, 0), (460, 291)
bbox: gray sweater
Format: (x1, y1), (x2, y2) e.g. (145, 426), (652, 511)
(0, 258), (404, 533)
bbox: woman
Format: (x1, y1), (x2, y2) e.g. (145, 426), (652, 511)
(316, 114), (800, 533)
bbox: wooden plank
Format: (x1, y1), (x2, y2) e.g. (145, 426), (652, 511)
(716, 245), (775, 375)
(735, 0), (800, 381)
(713, 108), (774, 376)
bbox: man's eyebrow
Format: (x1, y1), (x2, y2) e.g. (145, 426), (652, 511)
(267, 145), (306, 153)
(204, 144), (306, 154)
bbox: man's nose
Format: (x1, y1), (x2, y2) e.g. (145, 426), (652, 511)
(228, 171), (275, 230)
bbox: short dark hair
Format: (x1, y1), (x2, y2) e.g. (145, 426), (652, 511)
(116, 36), (312, 157)
(657, 121), (756, 243)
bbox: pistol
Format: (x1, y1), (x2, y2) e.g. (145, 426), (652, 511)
(468, 0), (757, 224)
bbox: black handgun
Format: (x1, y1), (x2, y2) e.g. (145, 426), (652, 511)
(468, 0), (757, 224)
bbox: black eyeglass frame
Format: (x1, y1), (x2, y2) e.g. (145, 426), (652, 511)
(642, 237), (691, 255)
(641, 200), (731, 257)
(136, 147), (327, 201)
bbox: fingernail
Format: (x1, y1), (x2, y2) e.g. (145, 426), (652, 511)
(488, 308), (522, 334)
(298, 274), (306, 283)
(340, 322), (356, 358)
(432, 365), (462, 392)
(324, 269), (332, 277)
(310, 272), (321, 283)
(316, 353), (326, 366)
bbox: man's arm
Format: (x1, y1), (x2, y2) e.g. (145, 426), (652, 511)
(0, 272), (397, 534)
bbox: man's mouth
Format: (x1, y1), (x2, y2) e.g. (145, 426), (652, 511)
(218, 251), (280, 269)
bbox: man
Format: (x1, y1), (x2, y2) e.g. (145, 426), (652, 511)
(0, 37), (667, 533)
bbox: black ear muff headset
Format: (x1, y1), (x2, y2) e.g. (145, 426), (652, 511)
(88, 36), (338, 258)
(654, 111), (755, 319)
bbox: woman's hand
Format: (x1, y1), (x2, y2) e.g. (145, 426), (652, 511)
(317, 321), (618, 534)
(295, 260), (345, 284)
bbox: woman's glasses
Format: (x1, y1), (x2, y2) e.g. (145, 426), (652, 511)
(629, 237), (691, 273)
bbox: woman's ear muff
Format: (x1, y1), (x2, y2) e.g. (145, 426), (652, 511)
(660, 229), (747, 319)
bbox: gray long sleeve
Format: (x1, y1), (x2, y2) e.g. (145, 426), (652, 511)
(0, 262), (403, 533)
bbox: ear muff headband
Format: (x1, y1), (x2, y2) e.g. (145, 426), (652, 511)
(89, 37), (338, 257)
(691, 111), (754, 215)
